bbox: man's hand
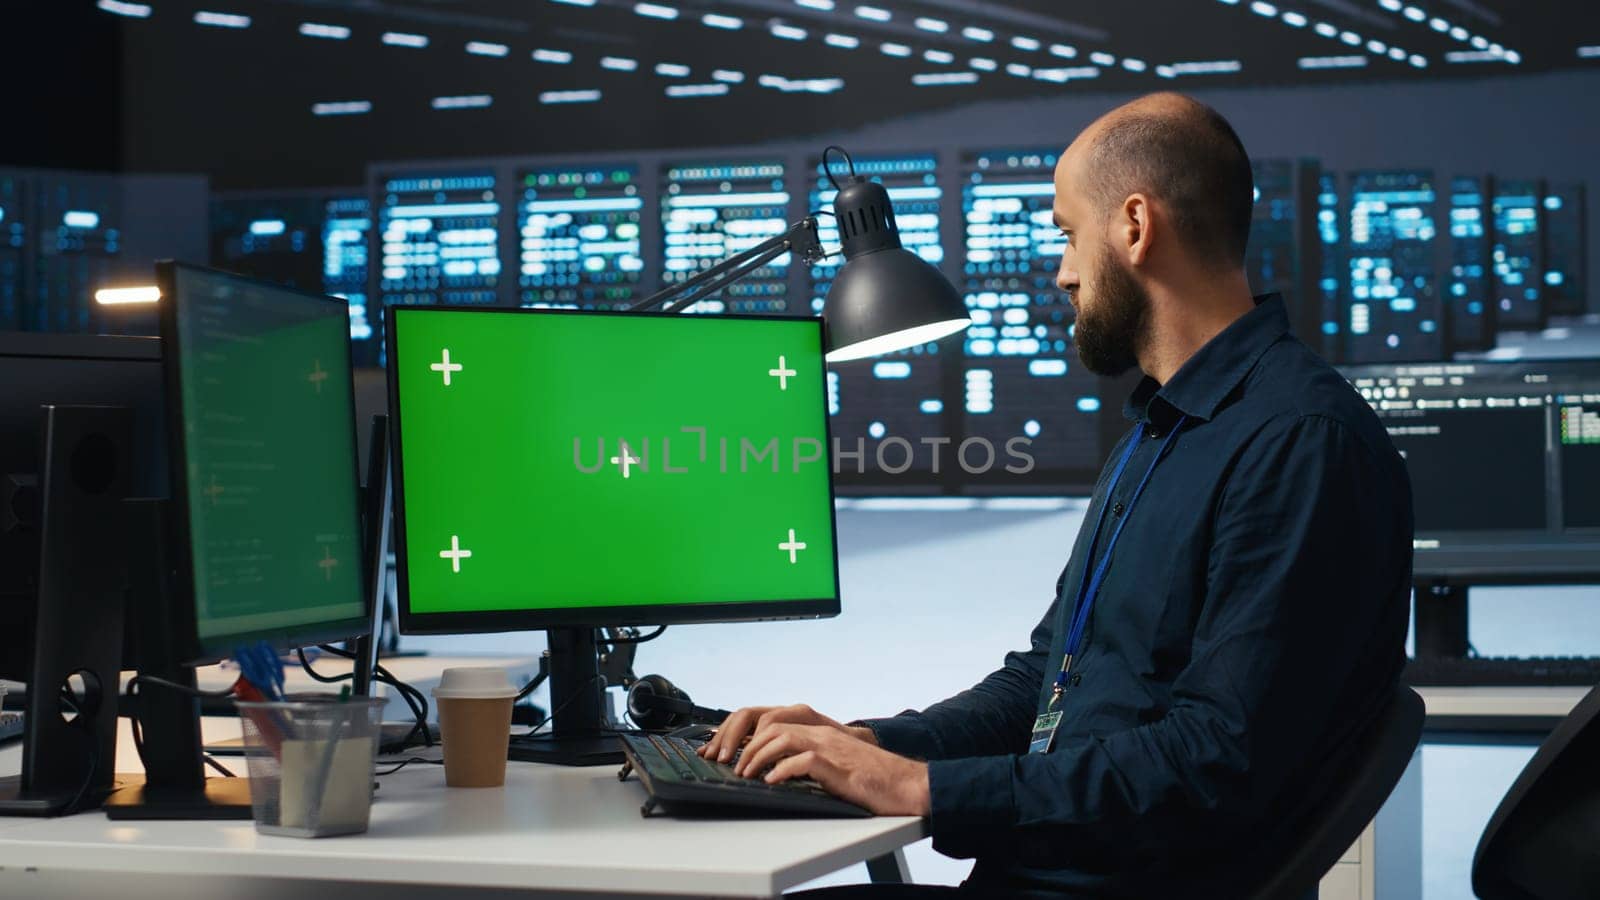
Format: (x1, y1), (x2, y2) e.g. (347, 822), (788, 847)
(699, 704), (875, 765)
(732, 723), (930, 816)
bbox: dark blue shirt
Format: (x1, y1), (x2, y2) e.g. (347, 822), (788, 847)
(863, 296), (1412, 898)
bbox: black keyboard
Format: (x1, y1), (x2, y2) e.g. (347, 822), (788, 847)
(0, 712), (22, 746)
(1405, 656), (1600, 687)
(618, 733), (870, 818)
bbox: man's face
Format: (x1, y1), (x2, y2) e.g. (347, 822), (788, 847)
(1052, 151), (1150, 377)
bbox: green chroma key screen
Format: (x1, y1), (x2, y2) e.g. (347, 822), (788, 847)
(389, 307), (840, 625)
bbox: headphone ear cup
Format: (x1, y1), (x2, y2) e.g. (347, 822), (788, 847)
(628, 674), (693, 731)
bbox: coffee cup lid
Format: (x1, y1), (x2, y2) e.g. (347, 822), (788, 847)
(433, 666), (518, 700)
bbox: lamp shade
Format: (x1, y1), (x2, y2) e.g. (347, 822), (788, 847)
(822, 175), (970, 363)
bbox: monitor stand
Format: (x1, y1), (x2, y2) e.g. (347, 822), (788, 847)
(0, 406), (132, 817)
(102, 498), (253, 820)
(507, 627), (627, 766)
(103, 672), (255, 821)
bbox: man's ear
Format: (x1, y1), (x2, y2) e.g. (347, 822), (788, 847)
(1122, 193), (1153, 267)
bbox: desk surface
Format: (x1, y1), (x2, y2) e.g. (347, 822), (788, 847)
(1427, 682), (1587, 733)
(1, 674), (924, 900)
(0, 759), (924, 898)
(1, 679), (1578, 897)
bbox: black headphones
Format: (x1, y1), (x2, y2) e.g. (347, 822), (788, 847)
(626, 674), (731, 731)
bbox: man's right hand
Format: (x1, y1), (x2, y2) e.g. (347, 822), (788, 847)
(698, 704), (877, 764)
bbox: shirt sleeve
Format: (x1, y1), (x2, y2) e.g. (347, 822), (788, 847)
(858, 590), (1059, 761)
(923, 414), (1410, 857)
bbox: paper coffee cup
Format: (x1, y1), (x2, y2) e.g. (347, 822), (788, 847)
(434, 667), (516, 788)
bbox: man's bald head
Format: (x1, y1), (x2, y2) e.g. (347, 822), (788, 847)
(1073, 92), (1254, 268)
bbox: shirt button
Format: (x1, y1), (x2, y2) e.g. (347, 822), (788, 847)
(1147, 426), (1163, 439)
(1112, 501), (1126, 517)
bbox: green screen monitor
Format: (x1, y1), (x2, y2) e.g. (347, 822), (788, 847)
(387, 306), (840, 764)
(387, 306), (841, 632)
(160, 262), (368, 661)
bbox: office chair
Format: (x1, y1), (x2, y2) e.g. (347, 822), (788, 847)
(1244, 683), (1425, 900)
(1472, 682), (1600, 900)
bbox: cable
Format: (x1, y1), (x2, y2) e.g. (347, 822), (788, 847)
(376, 667), (428, 723)
(603, 626), (668, 646)
(204, 754), (238, 778)
(375, 757), (444, 777)
(55, 686), (99, 814)
(297, 647), (354, 684)
(130, 707), (149, 770)
(127, 674), (238, 699)
(125, 675), (237, 772)
(822, 145), (857, 191)
(67, 718), (98, 815)
(518, 675), (607, 739)
(305, 646), (433, 749)
(514, 668), (549, 703)
(374, 666), (432, 748)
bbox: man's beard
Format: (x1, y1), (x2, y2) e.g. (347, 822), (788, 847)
(1072, 247), (1150, 377)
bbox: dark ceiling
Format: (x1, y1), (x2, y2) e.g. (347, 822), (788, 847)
(98, 0), (1600, 188)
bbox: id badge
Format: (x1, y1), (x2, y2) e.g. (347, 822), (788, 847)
(1028, 711), (1062, 754)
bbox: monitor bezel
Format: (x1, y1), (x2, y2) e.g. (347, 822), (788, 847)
(385, 304), (844, 636)
(156, 261), (372, 664)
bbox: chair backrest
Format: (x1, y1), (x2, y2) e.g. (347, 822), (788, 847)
(1473, 683), (1600, 900)
(1246, 683), (1425, 900)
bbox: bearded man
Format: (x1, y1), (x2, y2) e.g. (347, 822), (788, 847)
(703, 92), (1414, 899)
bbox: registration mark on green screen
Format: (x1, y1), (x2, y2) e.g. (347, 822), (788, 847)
(392, 308), (839, 616)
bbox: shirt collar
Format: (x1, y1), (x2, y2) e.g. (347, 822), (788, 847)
(1122, 293), (1290, 426)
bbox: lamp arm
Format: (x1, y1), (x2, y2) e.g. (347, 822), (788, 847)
(629, 217), (823, 313)
(662, 243), (791, 314)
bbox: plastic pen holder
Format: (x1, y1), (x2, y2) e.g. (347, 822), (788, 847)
(237, 696), (384, 838)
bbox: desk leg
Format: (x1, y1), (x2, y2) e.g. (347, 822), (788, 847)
(865, 849), (910, 884)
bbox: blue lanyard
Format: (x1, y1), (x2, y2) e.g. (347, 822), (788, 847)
(1051, 416), (1189, 705)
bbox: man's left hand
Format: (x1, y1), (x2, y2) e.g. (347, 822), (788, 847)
(733, 723), (931, 816)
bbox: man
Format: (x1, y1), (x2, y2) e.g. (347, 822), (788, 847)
(703, 92), (1413, 897)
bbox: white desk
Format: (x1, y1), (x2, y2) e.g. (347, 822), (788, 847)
(6, 684), (1581, 899)
(0, 696), (924, 899)
(1418, 685), (1590, 737)
(0, 759), (924, 899)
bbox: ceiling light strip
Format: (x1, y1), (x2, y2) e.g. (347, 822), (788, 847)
(1216, 0), (1423, 67)
(912, 71), (977, 86)
(666, 83), (729, 97)
(540, 89), (602, 103)
(193, 10), (250, 28)
(431, 94), (493, 109)
(1297, 55), (1367, 68)
(382, 32), (428, 48)
(97, 1), (152, 17)
(300, 22), (350, 39)
(312, 100), (372, 115)
(1369, 0), (1516, 66)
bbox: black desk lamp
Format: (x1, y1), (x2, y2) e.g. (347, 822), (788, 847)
(630, 146), (971, 360)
